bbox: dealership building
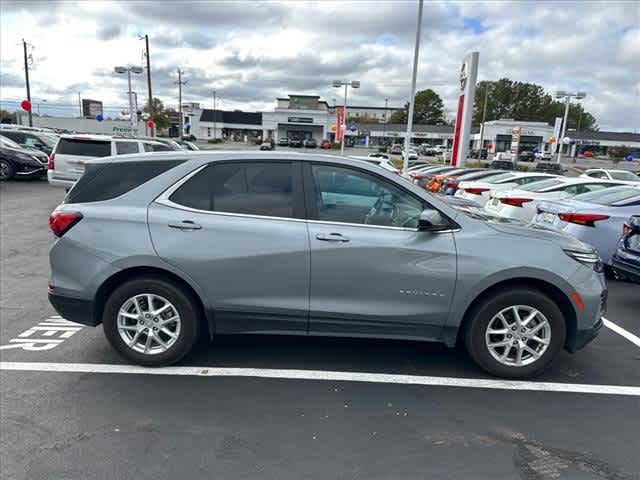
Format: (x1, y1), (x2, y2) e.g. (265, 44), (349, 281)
(17, 92), (640, 155)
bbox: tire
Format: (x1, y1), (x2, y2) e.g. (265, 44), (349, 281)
(464, 288), (566, 378)
(103, 277), (201, 366)
(0, 159), (15, 181)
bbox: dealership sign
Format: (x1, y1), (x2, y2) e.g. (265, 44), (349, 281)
(450, 52), (479, 167)
(287, 116), (313, 124)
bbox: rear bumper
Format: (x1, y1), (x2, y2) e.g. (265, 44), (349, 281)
(48, 292), (100, 326)
(612, 256), (640, 282)
(47, 170), (76, 188)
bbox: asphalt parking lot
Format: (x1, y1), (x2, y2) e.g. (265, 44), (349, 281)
(1, 179), (639, 480)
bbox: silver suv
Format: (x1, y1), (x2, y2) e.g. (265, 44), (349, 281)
(48, 152), (606, 378)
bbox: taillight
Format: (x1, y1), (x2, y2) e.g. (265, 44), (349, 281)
(48, 153), (55, 170)
(464, 187), (489, 195)
(49, 211), (82, 237)
(499, 197), (533, 207)
(559, 213), (610, 227)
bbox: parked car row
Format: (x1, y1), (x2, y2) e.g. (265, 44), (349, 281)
(276, 137), (324, 148)
(404, 162), (640, 283)
(0, 125), (199, 183)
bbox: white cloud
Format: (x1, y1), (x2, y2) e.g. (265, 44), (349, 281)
(0, 0), (638, 130)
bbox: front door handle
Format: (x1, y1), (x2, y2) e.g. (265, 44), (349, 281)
(316, 233), (349, 242)
(168, 220), (202, 231)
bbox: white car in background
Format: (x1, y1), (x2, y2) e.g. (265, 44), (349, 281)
(349, 155), (399, 174)
(484, 177), (626, 222)
(402, 149), (418, 161)
(581, 168), (640, 182)
(48, 134), (175, 188)
(455, 172), (559, 207)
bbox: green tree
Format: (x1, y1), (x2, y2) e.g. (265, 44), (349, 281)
(389, 89), (445, 124)
(472, 78), (598, 131)
(143, 97), (171, 131)
(0, 109), (17, 124)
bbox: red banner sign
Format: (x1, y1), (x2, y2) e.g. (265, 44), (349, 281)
(336, 106), (345, 142)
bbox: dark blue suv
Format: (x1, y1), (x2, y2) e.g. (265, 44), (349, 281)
(612, 215), (640, 283)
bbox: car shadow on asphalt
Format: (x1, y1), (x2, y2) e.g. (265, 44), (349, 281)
(184, 334), (485, 377)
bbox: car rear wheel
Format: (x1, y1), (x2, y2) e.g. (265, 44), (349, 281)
(0, 159), (15, 181)
(464, 288), (566, 378)
(103, 277), (200, 366)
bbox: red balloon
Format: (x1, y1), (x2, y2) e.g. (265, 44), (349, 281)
(21, 100), (32, 111)
(146, 119), (155, 128)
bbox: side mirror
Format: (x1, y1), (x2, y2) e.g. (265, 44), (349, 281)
(418, 209), (450, 231)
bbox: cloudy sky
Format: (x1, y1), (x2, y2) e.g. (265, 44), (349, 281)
(1, 0), (638, 130)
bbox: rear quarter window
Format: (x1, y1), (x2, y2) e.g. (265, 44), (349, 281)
(66, 160), (184, 204)
(56, 138), (111, 157)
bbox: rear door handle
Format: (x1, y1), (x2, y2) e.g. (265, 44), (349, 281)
(316, 233), (349, 242)
(168, 220), (202, 231)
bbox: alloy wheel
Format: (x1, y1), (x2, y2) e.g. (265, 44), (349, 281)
(117, 293), (181, 355)
(485, 305), (551, 367)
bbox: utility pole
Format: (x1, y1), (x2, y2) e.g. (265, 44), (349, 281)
(78, 92), (82, 118)
(22, 39), (33, 127)
(176, 68), (185, 138)
(383, 97), (388, 141)
(403, 0), (423, 173)
(212, 89), (217, 139)
(143, 34), (154, 136)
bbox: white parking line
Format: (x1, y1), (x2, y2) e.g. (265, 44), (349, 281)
(1, 361), (639, 397)
(603, 317), (640, 349)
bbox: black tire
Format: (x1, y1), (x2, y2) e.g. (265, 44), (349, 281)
(0, 158), (15, 181)
(464, 287), (566, 378)
(103, 277), (201, 366)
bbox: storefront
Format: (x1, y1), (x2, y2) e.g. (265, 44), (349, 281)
(472, 120), (553, 153)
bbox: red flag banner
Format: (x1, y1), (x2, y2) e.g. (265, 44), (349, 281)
(336, 106), (345, 142)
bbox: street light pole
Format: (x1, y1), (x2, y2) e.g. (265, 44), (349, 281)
(176, 69), (186, 138)
(479, 83), (490, 152)
(141, 34), (154, 136)
(403, 0), (423, 173)
(342, 82), (348, 155)
(212, 89), (217, 140)
(115, 66), (143, 130)
(555, 91), (586, 163)
(332, 80), (360, 156)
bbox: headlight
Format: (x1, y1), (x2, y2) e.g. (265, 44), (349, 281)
(563, 249), (604, 273)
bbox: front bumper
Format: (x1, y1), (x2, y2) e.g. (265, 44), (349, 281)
(48, 292), (100, 326)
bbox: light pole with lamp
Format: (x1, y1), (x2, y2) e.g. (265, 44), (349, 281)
(114, 66), (144, 129)
(332, 80), (360, 155)
(555, 90), (586, 163)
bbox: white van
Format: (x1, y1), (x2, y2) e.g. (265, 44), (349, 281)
(48, 135), (174, 188)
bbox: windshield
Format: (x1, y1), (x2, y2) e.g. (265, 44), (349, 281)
(520, 178), (565, 191)
(572, 186), (640, 205)
(38, 134), (59, 147)
(492, 173), (518, 183)
(609, 170), (640, 181)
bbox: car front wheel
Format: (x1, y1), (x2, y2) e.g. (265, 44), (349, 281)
(103, 277), (200, 366)
(464, 288), (566, 378)
(0, 159), (15, 181)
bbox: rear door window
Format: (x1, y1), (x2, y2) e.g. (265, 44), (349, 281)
(116, 141), (140, 155)
(169, 162), (300, 219)
(56, 138), (111, 157)
(66, 160), (184, 203)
